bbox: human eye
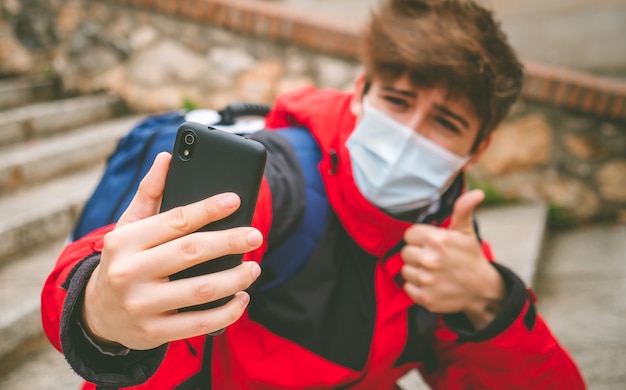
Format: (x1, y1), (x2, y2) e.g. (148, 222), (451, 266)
(436, 117), (461, 134)
(382, 95), (410, 111)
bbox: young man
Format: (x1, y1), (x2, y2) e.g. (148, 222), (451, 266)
(42, 0), (585, 388)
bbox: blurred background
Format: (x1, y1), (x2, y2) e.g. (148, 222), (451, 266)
(276, 0), (626, 77)
(0, 0), (624, 388)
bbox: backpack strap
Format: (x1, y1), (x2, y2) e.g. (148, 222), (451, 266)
(256, 127), (329, 292)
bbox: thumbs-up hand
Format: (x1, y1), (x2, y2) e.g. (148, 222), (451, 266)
(400, 189), (506, 330)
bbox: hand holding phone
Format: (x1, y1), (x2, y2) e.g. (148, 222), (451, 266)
(160, 121), (267, 311)
(82, 152), (264, 350)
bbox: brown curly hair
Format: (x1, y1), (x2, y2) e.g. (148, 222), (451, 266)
(361, 0), (524, 149)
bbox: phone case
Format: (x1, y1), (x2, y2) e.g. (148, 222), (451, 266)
(160, 121), (267, 311)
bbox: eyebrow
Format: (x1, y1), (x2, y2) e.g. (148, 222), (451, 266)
(380, 85), (416, 98)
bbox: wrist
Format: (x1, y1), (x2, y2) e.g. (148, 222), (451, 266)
(80, 270), (125, 350)
(76, 317), (131, 356)
(463, 262), (506, 329)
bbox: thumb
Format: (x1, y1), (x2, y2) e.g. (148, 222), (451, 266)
(117, 152), (171, 228)
(449, 189), (485, 234)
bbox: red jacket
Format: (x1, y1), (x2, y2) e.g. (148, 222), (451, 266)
(42, 87), (585, 389)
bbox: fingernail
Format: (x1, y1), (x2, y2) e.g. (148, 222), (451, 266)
(237, 292), (250, 307)
(220, 193), (238, 209)
(247, 230), (263, 246)
(250, 262), (261, 279)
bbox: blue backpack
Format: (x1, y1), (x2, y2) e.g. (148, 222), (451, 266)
(71, 104), (329, 291)
(71, 111), (186, 241)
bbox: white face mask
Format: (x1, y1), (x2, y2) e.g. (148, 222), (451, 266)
(346, 100), (471, 214)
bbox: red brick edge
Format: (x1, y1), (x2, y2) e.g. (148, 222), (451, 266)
(522, 61), (626, 122)
(115, 0), (626, 122)
(120, 0), (361, 58)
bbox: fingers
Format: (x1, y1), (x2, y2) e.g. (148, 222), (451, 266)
(84, 259), (262, 350)
(448, 189), (484, 234)
(149, 192), (242, 248)
(401, 248), (436, 309)
(117, 152), (171, 228)
(400, 239), (440, 310)
(133, 226), (263, 279)
(401, 245), (438, 290)
(400, 244), (438, 270)
(109, 290), (254, 350)
(111, 192), (243, 252)
(102, 225), (262, 287)
(401, 257), (442, 311)
(403, 280), (428, 307)
(403, 223), (451, 249)
(154, 291), (252, 343)
(139, 262), (261, 313)
(401, 263), (435, 287)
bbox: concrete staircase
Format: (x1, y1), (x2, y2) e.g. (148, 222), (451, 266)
(0, 76), (144, 389)
(0, 76), (554, 389)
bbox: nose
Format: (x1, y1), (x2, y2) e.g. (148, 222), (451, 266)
(404, 110), (429, 137)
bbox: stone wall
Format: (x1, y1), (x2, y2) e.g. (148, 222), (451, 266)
(1, 0), (624, 224)
(472, 101), (625, 222)
(47, 2), (361, 113)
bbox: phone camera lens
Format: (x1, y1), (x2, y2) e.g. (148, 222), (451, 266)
(184, 133), (195, 145)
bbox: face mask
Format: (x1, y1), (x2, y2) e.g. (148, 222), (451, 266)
(346, 100), (471, 214)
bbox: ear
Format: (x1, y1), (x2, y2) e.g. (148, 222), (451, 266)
(350, 73), (367, 117)
(462, 134), (491, 172)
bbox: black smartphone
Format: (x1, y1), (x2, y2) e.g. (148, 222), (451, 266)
(160, 121), (267, 311)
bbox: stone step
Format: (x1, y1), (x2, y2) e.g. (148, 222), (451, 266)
(0, 76), (60, 110)
(0, 164), (109, 265)
(0, 115), (143, 192)
(0, 93), (127, 147)
(0, 239), (67, 371)
(0, 164), (105, 264)
(0, 157), (114, 379)
(475, 202), (548, 287)
(535, 224), (626, 388)
(0, 338), (83, 390)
